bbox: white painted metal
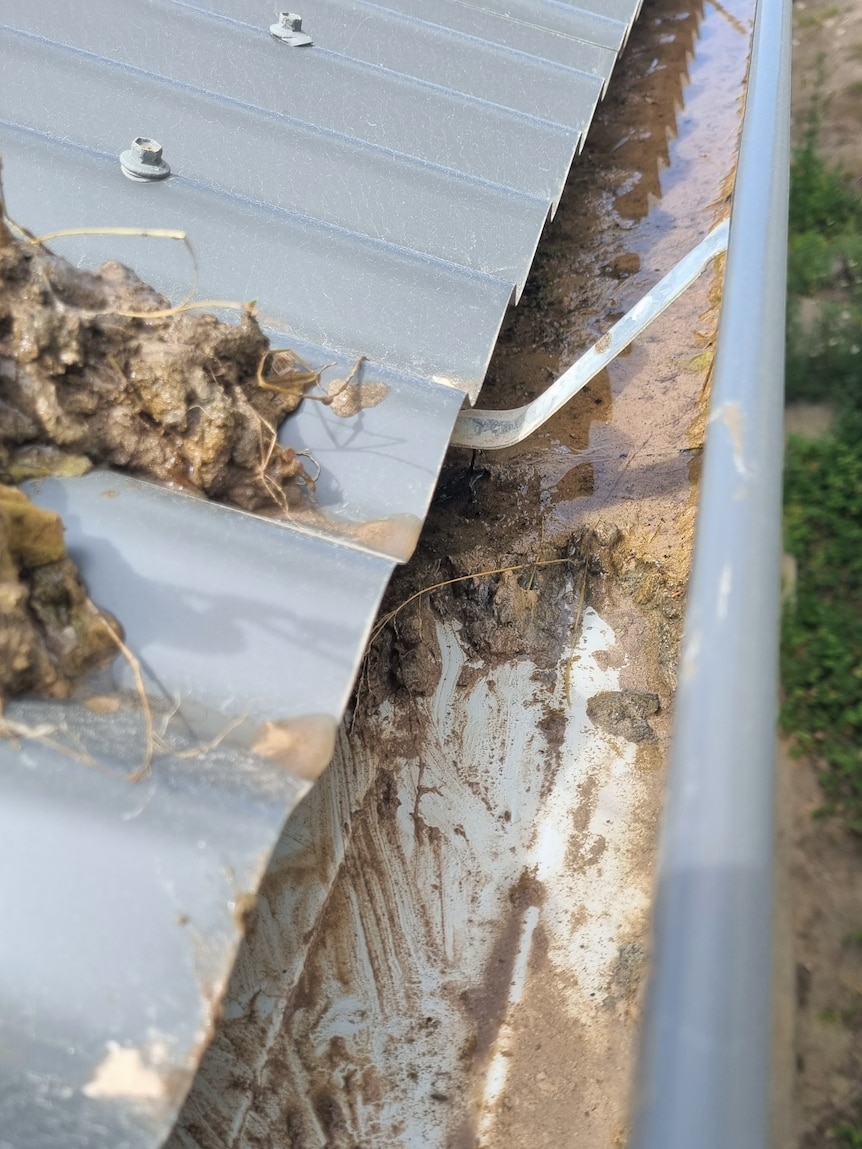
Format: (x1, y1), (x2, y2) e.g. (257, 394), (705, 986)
(170, 607), (654, 1146)
(451, 222), (729, 450)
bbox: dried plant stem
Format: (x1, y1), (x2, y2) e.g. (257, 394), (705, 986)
(20, 224), (251, 319)
(0, 716), (98, 769)
(101, 620), (155, 781)
(368, 556), (574, 647)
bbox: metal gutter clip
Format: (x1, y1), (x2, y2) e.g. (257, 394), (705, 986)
(450, 220), (729, 450)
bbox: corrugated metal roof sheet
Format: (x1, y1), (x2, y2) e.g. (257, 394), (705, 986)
(0, 0), (643, 1143)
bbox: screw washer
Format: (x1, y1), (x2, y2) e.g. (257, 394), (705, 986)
(120, 137), (171, 182)
(270, 11), (312, 46)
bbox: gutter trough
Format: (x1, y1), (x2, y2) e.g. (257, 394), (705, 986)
(631, 0), (791, 1141)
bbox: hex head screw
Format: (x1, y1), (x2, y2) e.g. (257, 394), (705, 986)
(120, 137), (171, 182)
(270, 12), (313, 46)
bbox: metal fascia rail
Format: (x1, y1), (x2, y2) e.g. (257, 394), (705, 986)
(629, 0), (791, 1143)
(450, 220), (729, 449)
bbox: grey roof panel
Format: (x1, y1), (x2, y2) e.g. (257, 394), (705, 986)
(1, 30), (551, 290)
(0, 694), (311, 1149)
(367, 0), (620, 75)
(441, 0), (629, 50)
(28, 473), (396, 723)
(0, 3), (583, 203)
(0, 0), (644, 1141)
(198, 0), (605, 133)
(1, 129), (514, 395)
(552, 0), (643, 28)
(276, 356), (467, 533)
(0, 470), (400, 1149)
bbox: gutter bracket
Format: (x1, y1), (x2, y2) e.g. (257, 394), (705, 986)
(451, 220), (729, 451)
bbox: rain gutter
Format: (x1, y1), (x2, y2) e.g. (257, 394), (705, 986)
(629, 0), (791, 1142)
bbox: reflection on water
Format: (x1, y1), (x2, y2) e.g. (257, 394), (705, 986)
(482, 0), (754, 403)
(610, 2), (709, 222)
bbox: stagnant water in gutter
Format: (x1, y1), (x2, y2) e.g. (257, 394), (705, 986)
(169, 0), (758, 1145)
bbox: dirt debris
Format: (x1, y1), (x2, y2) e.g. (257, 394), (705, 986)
(0, 215), (319, 513)
(586, 689), (660, 743)
(0, 156), (327, 701)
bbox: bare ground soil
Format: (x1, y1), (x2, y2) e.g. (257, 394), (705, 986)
(780, 1), (862, 1142)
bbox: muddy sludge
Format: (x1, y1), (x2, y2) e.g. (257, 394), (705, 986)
(166, 0), (758, 1143)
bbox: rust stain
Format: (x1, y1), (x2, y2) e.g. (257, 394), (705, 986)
(711, 399), (748, 477)
(251, 713), (337, 781)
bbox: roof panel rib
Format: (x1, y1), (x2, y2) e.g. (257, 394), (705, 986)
(433, 0), (630, 49)
(2, 3), (584, 201)
(1, 130), (515, 391)
(2, 32), (552, 291)
(199, 0), (606, 132)
(367, 0), (621, 76)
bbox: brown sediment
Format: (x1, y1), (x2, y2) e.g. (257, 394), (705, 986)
(0, 215), (319, 512)
(586, 689), (661, 743)
(293, 0), (752, 1140)
(167, 0), (758, 1145)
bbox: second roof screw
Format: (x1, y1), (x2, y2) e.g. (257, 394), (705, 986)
(270, 12), (312, 47)
(119, 137), (171, 182)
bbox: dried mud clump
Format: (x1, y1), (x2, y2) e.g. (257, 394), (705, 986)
(0, 483), (115, 700)
(0, 164), (321, 700)
(0, 215), (318, 513)
(586, 689), (660, 743)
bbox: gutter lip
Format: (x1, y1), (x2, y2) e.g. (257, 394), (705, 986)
(629, 0), (791, 1143)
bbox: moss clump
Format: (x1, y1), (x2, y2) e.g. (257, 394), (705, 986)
(0, 482), (116, 700)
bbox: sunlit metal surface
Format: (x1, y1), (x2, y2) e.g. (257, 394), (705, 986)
(630, 0), (791, 1143)
(0, 0), (643, 1143)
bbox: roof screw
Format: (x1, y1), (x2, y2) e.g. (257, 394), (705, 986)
(270, 11), (313, 46)
(120, 137), (171, 182)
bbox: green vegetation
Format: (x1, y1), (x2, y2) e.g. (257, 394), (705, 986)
(782, 413), (862, 829)
(781, 106), (862, 831)
(795, 4), (844, 29)
(834, 1109), (862, 1149)
(782, 87), (862, 1149)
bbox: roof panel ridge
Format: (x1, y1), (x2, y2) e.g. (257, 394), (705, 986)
(163, 0), (597, 137)
(519, 0), (637, 25)
(0, 22), (554, 207)
(309, 44), (596, 137)
(0, 115), (515, 307)
(446, 0), (626, 40)
(317, 0), (607, 81)
(173, 172), (519, 292)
